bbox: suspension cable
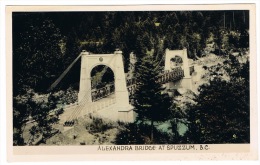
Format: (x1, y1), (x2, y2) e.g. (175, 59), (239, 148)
(48, 53), (82, 91)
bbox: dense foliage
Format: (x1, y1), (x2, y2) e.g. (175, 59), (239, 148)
(114, 123), (170, 144)
(13, 91), (63, 145)
(184, 55), (249, 143)
(13, 17), (64, 95)
(13, 11), (249, 94)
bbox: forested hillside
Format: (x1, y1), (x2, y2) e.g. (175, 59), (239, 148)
(13, 11), (249, 95)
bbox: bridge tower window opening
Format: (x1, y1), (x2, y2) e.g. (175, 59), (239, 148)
(170, 55), (183, 69)
(90, 65), (115, 102)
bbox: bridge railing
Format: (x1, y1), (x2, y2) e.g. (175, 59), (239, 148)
(62, 82), (116, 125)
(63, 92), (116, 126)
(90, 97), (116, 113)
(126, 67), (184, 100)
(91, 83), (115, 102)
(90, 67), (185, 102)
(157, 67), (184, 84)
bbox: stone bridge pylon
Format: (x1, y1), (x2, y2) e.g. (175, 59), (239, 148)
(78, 49), (135, 122)
(164, 48), (193, 92)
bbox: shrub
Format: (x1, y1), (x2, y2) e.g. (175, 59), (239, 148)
(114, 123), (171, 145)
(88, 117), (113, 134)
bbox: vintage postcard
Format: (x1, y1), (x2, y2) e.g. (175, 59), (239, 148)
(6, 4), (258, 161)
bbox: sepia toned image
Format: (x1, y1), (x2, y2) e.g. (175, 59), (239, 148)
(6, 4), (258, 161)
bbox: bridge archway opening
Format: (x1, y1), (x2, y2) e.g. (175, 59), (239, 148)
(90, 65), (115, 89)
(90, 65), (115, 102)
(170, 55), (183, 69)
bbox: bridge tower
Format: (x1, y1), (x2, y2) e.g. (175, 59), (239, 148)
(164, 48), (193, 91)
(78, 50), (134, 122)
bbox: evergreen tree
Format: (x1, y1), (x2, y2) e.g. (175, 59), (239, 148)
(28, 93), (64, 145)
(13, 16), (64, 94)
(185, 55), (249, 143)
(58, 29), (81, 90)
(13, 91), (64, 145)
(13, 92), (35, 145)
(133, 54), (172, 143)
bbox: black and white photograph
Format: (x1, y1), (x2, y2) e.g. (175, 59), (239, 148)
(5, 4), (258, 161)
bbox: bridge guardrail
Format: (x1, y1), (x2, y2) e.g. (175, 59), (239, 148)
(91, 83), (115, 102)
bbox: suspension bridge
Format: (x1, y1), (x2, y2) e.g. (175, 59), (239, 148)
(51, 48), (195, 126)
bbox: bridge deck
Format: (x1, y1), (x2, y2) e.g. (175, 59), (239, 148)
(59, 94), (116, 124)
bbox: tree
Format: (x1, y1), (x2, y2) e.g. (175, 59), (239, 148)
(13, 92), (35, 145)
(13, 16), (64, 94)
(114, 123), (171, 144)
(185, 54), (249, 143)
(28, 93), (64, 145)
(13, 90), (64, 145)
(58, 29), (81, 90)
(133, 55), (172, 143)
